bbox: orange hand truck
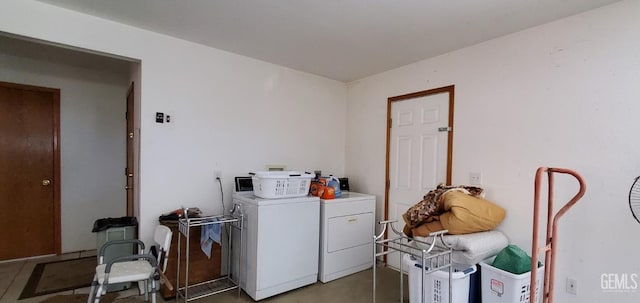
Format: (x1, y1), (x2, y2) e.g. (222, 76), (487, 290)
(530, 167), (586, 303)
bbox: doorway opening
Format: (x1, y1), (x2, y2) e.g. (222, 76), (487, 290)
(0, 33), (140, 259)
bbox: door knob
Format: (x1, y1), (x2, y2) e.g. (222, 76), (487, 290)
(42, 179), (51, 186)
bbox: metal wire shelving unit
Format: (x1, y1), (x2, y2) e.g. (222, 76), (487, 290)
(176, 213), (243, 302)
(373, 220), (453, 303)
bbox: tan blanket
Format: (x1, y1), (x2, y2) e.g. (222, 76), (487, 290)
(410, 190), (506, 237)
(402, 184), (484, 236)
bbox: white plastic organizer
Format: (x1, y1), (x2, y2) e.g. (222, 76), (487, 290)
(251, 171), (313, 199)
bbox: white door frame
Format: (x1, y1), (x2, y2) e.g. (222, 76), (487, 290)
(383, 85), (455, 263)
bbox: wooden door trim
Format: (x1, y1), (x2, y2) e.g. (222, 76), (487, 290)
(126, 82), (134, 217)
(384, 85), (455, 222)
(0, 81), (61, 255)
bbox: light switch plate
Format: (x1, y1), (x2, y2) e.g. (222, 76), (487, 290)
(469, 172), (482, 185)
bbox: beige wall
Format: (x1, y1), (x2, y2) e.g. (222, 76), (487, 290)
(346, 1), (640, 301)
(1, 0), (348, 247)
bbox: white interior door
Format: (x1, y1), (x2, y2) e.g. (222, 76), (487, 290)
(387, 91), (450, 271)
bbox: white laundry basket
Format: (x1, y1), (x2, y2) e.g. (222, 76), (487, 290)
(403, 254), (476, 303)
(479, 257), (544, 303)
(251, 171), (313, 199)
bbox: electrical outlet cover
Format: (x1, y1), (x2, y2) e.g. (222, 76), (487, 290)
(566, 278), (577, 295)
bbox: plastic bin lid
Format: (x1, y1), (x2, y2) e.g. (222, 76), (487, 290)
(92, 216), (138, 232)
(404, 254), (477, 278)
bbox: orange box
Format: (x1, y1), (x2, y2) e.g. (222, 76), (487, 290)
(321, 186), (335, 199)
(310, 178), (328, 197)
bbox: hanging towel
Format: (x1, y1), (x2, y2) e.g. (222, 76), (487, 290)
(200, 218), (221, 259)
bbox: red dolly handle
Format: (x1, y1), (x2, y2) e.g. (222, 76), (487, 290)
(530, 167), (586, 303)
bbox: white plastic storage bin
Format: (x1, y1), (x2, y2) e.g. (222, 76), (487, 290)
(251, 171), (314, 199)
(479, 257), (544, 303)
(403, 254), (477, 303)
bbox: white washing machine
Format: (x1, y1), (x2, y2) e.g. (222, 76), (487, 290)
(231, 191), (320, 301)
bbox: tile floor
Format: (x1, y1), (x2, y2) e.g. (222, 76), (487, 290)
(0, 250), (146, 303)
(1, 251), (406, 303)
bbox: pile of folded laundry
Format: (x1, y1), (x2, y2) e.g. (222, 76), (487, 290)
(402, 183), (509, 266)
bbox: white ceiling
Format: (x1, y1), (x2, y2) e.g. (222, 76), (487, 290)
(36, 0), (621, 82)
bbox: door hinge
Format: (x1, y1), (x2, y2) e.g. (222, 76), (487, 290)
(388, 118), (392, 128)
(438, 126), (452, 132)
(386, 179), (390, 188)
(125, 111), (129, 120)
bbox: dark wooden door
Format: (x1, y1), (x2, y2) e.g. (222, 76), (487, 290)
(0, 81), (60, 261)
(126, 82), (134, 217)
